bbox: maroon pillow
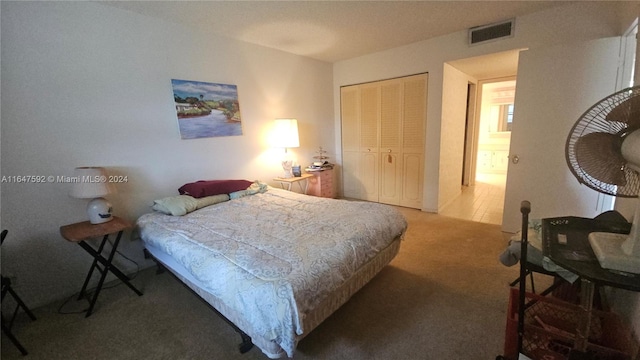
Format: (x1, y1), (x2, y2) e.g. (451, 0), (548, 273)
(178, 179), (252, 198)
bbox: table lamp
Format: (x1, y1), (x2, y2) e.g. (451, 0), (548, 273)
(69, 167), (114, 224)
(273, 119), (300, 178)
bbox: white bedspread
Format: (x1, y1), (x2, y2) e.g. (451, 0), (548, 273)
(136, 187), (407, 357)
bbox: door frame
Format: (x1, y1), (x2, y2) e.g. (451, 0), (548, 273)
(462, 82), (477, 187)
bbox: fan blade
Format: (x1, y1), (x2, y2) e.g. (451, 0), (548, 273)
(605, 94), (640, 130)
(575, 132), (626, 186)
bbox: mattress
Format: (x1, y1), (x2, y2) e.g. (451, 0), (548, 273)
(137, 187), (407, 358)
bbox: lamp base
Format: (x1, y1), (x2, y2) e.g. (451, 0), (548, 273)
(589, 232), (640, 274)
(87, 197), (113, 224)
(281, 160), (294, 179)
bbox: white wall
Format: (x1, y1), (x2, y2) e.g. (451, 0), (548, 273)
(0, 2), (333, 308)
(333, 2), (632, 212)
(438, 64), (474, 210)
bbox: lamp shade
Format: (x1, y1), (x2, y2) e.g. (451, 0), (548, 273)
(273, 119), (300, 149)
(69, 167), (113, 198)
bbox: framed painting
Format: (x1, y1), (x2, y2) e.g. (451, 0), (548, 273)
(171, 79), (243, 139)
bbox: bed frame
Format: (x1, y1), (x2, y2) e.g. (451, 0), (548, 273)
(142, 236), (402, 358)
(143, 248), (254, 354)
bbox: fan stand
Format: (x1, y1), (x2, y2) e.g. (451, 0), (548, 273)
(589, 200), (640, 274)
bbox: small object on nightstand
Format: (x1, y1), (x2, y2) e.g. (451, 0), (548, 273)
(306, 147), (334, 172)
(60, 216), (143, 317)
(305, 162), (334, 172)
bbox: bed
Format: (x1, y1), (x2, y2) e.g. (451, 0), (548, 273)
(136, 181), (407, 358)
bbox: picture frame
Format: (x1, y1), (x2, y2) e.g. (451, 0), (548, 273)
(171, 79), (243, 139)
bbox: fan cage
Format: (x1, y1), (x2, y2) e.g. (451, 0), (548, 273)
(565, 86), (640, 198)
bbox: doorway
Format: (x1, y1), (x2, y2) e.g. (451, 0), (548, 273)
(440, 50), (521, 225)
(472, 78), (514, 223)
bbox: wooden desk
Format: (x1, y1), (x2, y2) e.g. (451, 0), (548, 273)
(542, 216), (638, 357)
(273, 173), (314, 194)
(60, 216), (142, 317)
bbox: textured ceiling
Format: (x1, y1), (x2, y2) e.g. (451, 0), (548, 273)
(101, 1), (574, 63)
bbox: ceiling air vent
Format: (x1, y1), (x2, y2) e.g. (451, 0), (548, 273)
(469, 19), (514, 46)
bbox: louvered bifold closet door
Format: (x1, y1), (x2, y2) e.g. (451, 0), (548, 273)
(400, 74), (427, 208)
(341, 86), (361, 199)
(359, 84), (380, 202)
(379, 79), (403, 205)
(340, 73), (427, 208)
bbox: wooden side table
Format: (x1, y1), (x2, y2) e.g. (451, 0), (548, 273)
(273, 173), (314, 194)
(60, 216), (142, 317)
(307, 168), (334, 198)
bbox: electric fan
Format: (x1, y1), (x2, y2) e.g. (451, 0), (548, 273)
(566, 85), (640, 274)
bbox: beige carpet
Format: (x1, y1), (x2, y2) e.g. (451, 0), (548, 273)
(1, 208), (524, 359)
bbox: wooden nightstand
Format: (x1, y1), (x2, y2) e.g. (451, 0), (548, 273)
(60, 216), (142, 317)
(273, 173), (314, 194)
(307, 168), (334, 198)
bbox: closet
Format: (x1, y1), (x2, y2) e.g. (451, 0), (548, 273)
(341, 73), (427, 209)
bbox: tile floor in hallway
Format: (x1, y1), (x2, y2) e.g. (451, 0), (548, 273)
(439, 173), (506, 225)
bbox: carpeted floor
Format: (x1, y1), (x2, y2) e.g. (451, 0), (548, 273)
(1, 208), (527, 360)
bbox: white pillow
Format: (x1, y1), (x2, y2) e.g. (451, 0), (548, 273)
(195, 193), (230, 208)
(152, 195), (198, 216)
(152, 194), (229, 216)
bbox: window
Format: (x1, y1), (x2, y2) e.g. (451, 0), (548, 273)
(498, 103), (513, 132)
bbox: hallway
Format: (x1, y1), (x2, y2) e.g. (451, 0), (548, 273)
(439, 173), (506, 225)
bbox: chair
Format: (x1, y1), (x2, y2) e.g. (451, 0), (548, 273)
(1, 229), (36, 355)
